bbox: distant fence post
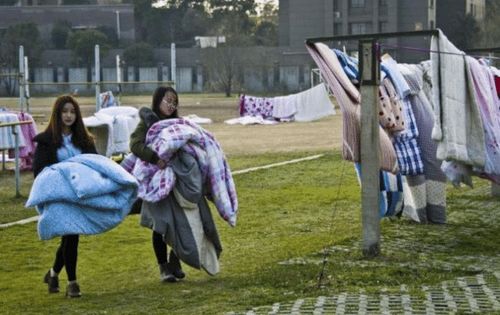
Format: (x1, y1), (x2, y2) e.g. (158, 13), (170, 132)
(116, 54), (122, 103)
(359, 39), (381, 258)
(24, 56), (30, 113)
(18, 45), (25, 112)
(171, 43), (176, 88)
(95, 44), (101, 112)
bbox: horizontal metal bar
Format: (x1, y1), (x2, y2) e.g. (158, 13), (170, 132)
(25, 80), (175, 86)
(0, 120), (34, 128)
(306, 30), (439, 44)
(464, 47), (500, 53)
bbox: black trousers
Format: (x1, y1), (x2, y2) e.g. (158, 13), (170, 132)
(152, 231), (168, 264)
(52, 234), (79, 281)
(152, 231), (181, 267)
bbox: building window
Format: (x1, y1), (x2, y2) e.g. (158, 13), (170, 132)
(379, 21), (388, 33)
(429, 0), (434, 9)
(334, 22), (343, 35)
(334, 0), (340, 11)
(379, 0), (387, 6)
(430, 20), (434, 29)
(350, 0), (365, 8)
(350, 23), (367, 34)
(470, 4), (475, 16)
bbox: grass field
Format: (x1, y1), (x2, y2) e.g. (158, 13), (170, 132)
(1, 95), (499, 314)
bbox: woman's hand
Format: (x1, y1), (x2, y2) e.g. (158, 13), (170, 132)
(156, 159), (167, 169)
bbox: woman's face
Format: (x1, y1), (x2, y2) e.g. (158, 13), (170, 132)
(159, 91), (178, 117)
(61, 102), (76, 128)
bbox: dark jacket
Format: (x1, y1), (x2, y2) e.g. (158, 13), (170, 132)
(129, 107), (160, 164)
(32, 131), (97, 178)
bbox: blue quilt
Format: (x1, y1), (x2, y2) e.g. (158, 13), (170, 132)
(26, 154), (138, 240)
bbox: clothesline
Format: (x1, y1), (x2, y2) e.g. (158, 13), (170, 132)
(378, 43), (500, 60)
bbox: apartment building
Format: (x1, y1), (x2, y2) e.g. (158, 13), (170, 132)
(0, 1), (134, 42)
(278, 0), (484, 62)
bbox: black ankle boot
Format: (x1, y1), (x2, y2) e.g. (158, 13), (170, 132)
(43, 270), (59, 293)
(159, 263), (177, 283)
(168, 250), (185, 279)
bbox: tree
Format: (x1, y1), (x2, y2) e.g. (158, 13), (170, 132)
(202, 47), (241, 96)
(207, 0), (257, 45)
(149, 0), (207, 46)
(181, 8), (211, 40)
(96, 25), (119, 47)
(123, 42), (155, 67)
(253, 0), (278, 46)
(66, 29), (111, 66)
(454, 14), (481, 50)
(479, 0), (500, 48)
(0, 23), (43, 96)
(51, 20), (72, 49)
(0, 0), (18, 5)
(254, 21), (278, 46)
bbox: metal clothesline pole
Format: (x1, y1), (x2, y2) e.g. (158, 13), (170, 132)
(306, 29), (441, 258)
(307, 29), (500, 256)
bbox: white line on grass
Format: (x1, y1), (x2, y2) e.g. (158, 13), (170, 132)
(0, 154), (325, 229)
(232, 154), (324, 175)
(0, 215), (39, 229)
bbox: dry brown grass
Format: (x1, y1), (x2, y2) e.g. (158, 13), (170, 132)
(1, 94), (342, 155)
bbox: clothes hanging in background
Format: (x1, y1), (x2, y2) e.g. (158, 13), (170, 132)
(465, 57), (500, 181)
(83, 106), (140, 157)
(430, 29), (486, 168)
(467, 58), (500, 171)
(334, 49), (405, 133)
(380, 78), (405, 133)
(306, 41), (399, 173)
(399, 63), (447, 223)
(354, 163), (404, 218)
(1, 111), (37, 171)
(0, 112), (26, 150)
(239, 95), (274, 118)
(495, 76), (500, 99)
(382, 55), (424, 176)
(7, 112), (38, 170)
(238, 83), (335, 122)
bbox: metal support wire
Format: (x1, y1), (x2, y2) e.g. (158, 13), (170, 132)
(306, 30), (439, 44)
(24, 80), (175, 86)
(378, 43), (500, 60)
(316, 155), (348, 289)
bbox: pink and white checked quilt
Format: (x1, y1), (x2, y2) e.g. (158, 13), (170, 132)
(122, 118), (238, 226)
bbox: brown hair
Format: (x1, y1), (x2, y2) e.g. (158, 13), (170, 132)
(152, 86), (179, 119)
(45, 95), (94, 148)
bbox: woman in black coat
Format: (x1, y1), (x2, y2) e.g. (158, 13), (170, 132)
(32, 95), (96, 298)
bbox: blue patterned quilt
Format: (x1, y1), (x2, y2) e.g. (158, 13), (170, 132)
(26, 154), (138, 240)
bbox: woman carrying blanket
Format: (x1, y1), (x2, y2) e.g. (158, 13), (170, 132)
(130, 86), (186, 282)
(33, 95), (97, 298)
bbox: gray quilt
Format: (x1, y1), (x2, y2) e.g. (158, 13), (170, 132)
(140, 151), (222, 276)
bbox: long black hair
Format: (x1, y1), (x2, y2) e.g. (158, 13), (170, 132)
(151, 86), (179, 119)
(46, 95), (94, 148)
